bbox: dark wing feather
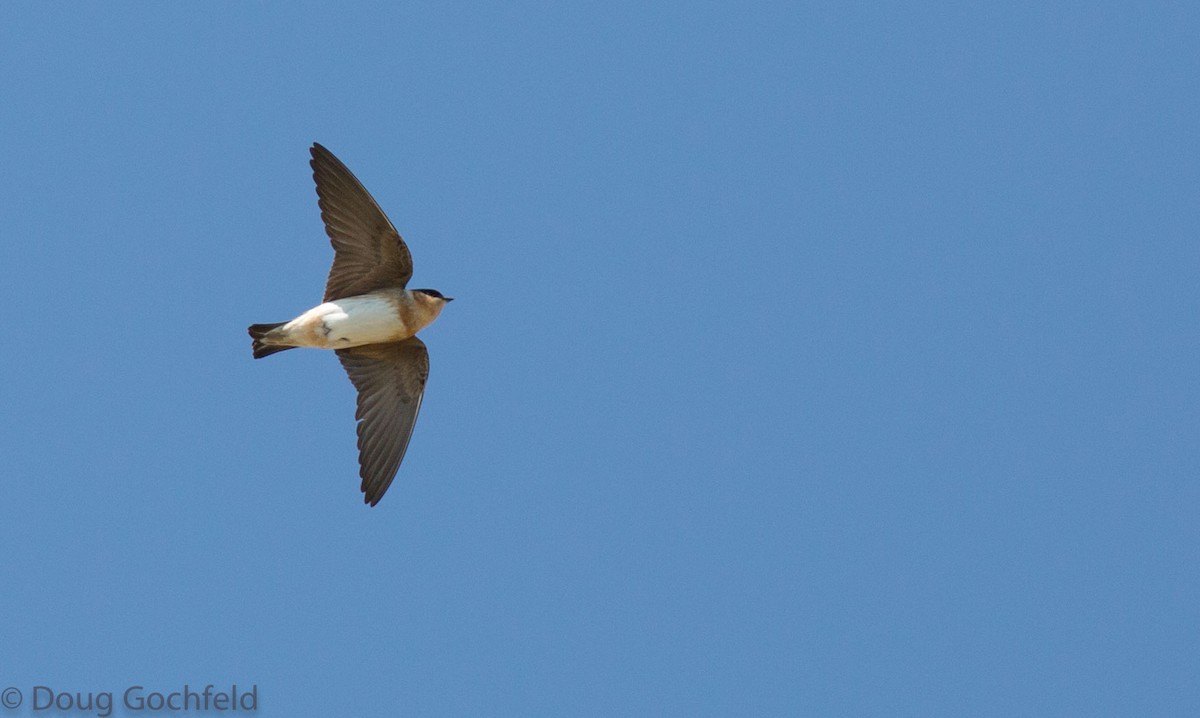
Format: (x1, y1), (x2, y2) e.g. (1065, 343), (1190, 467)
(336, 338), (429, 506)
(310, 143), (413, 301)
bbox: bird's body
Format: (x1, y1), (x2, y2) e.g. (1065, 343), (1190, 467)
(254, 288), (447, 351)
(249, 143), (452, 506)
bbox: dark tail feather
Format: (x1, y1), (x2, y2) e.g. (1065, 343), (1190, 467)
(248, 322), (295, 359)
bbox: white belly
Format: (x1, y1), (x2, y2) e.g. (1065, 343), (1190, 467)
(282, 295), (407, 348)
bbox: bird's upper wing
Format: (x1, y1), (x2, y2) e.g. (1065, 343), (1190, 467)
(336, 338), (429, 506)
(311, 143), (413, 301)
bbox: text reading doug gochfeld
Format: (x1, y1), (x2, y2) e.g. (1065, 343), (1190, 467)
(0, 684), (258, 716)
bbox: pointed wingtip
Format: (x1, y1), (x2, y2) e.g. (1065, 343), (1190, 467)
(311, 142), (334, 162)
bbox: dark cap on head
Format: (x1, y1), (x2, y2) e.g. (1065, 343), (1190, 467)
(414, 288), (453, 301)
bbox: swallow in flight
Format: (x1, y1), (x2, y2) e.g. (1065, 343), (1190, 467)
(249, 143), (452, 506)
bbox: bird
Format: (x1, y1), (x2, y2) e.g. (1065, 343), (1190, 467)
(248, 143), (452, 506)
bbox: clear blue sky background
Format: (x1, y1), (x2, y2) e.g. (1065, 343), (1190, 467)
(1, 3), (1197, 716)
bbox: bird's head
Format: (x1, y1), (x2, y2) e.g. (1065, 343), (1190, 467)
(412, 289), (454, 318)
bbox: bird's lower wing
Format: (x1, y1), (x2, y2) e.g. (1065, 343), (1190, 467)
(336, 338), (429, 506)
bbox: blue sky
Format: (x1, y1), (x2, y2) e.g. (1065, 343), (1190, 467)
(1, 2), (1198, 716)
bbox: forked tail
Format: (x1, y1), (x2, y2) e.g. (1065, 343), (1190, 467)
(248, 322), (295, 359)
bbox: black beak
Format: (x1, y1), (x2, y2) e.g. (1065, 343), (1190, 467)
(444, 297), (455, 302)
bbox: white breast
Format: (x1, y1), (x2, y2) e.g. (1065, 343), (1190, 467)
(282, 295), (407, 348)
